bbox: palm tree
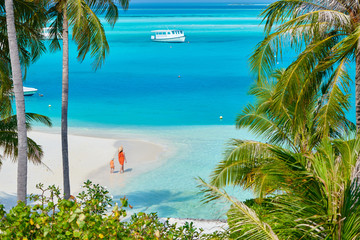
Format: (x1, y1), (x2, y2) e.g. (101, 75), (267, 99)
(200, 137), (360, 239)
(250, 1), (360, 131)
(202, 68), (360, 238)
(0, 113), (52, 168)
(210, 68), (353, 198)
(46, 0), (130, 199)
(3, 0), (47, 203)
(5, 0), (27, 204)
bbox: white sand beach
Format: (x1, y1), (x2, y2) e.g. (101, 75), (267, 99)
(0, 129), (165, 210)
(0, 129), (229, 233)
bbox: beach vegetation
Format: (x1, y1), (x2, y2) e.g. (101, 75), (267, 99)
(0, 180), (223, 239)
(200, 136), (360, 239)
(210, 68), (353, 198)
(199, 62), (360, 238)
(0, 113), (52, 167)
(2, 0), (48, 203)
(45, 0), (130, 200)
(249, 1), (360, 130)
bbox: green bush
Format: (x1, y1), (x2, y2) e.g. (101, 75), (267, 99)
(0, 181), (225, 239)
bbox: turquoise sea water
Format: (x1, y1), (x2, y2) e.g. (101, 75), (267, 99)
(25, 3), (274, 219)
(26, 3), (268, 127)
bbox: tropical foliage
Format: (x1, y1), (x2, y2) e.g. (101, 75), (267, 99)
(46, 0), (130, 68)
(210, 68), (353, 198)
(198, 59), (360, 238)
(0, 0), (48, 120)
(201, 137), (360, 239)
(0, 0), (47, 77)
(249, 0), (360, 129)
(0, 181), (224, 239)
(0, 113), (52, 167)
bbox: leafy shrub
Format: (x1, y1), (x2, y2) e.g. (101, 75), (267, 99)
(0, 181), (225, 239)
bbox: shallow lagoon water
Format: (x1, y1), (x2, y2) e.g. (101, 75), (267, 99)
(64, 125), (254, 219)
(26, 3), (271, 219)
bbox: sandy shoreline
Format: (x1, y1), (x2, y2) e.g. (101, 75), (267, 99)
(0, 128), (232, 233)
(0, 129), (165, 210)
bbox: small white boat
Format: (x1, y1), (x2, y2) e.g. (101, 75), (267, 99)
(151, 30), (186, 43)
(23, 87), (38, 96)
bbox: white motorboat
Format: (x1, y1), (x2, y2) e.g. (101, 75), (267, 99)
(23, 87), (38, 96)
(151, 30), (186, 43)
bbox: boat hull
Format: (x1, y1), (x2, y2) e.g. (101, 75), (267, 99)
(23, 91), (37, 96)
(23, 87), (38, 96)
(151, 36), (186, 43)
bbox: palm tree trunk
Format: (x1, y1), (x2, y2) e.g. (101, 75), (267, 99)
(356, 46), (360, 131)
(355, 42), (360, 189)
(62, 6), (70, 199)
(5, 0), (28, 203)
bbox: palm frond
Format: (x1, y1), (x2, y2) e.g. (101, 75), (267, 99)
(236, 104), (293, 147)
(272, 33), (342, 112)
(198, 178), (279, 240)
(210, 140), (272, 189)
(261, 0), (348, 35)
(86, 0), (130, 26)
(249, 22), (342, 81)
(315, 58), (351, 137)
(0, 131), (43, 164)
(0, 113), (52, 165)
(68, 0), (109, 69)
(24, 113), (52, 129)
(47, 2), (64, 52)
(317, 25), (360, 71)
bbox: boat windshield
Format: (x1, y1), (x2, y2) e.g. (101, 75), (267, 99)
(153, 30), (184, 35)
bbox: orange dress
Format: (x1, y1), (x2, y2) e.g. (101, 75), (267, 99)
(118, 152), (125, 165)
(110, 159), (115, 168)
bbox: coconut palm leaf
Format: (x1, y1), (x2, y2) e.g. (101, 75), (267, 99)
(67, 0), (109, 69)
(0, 113), (52, 165)
(210, 140), (274, 189)
(317, 26), (360, 72)
(261, 1), (350, 35)
(87, 0), (130, 25)
(198, 178), (280, 240)
(271, 35), (342, 113)
(0, 0), (47, 67)
(206, 137), (360, 238)
(47, 2), (64, 52)
(251, 0), (360, 133)
(236, 104), (293, 147)
(341, 182), (360, 239)
(250, 23), (343, 82)
(315, 58), (351, 137)
(0, 131), (43, 164)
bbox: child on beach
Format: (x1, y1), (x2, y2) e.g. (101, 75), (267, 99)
(118, 146), (127, 173)
(110, 158), (115, 173)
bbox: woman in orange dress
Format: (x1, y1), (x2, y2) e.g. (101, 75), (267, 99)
(118, 146), (126, 173)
